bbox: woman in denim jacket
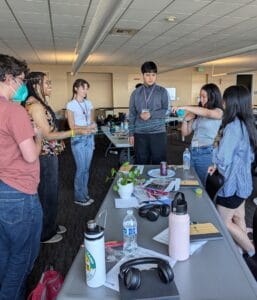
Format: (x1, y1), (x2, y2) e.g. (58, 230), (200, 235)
(172, 83), (223, 185)
(209, 85), (257, 256)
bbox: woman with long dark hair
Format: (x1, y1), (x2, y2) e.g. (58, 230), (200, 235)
(208, 85), (257, 256)
(172, 83), (223, 185)
(66, 79), (96, 206)
(24, 72), (88, 243)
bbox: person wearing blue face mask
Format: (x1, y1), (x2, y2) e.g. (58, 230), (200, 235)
(12, 81), (28, 102)
(0, 54), (43, 300)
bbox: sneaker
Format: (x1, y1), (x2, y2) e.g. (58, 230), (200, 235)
(74, 199), (94, 206)
(86, 196), (94, 202)
(57, 225), (67, 234)
(41, 234), (63, 244)
(253, 197), (257, 205)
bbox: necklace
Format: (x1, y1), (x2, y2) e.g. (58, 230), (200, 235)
(76, 99), (88, 122)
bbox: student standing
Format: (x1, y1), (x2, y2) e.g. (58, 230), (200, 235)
(66, 79), (96, 206)
(0, 54), (42, 300)
(172, 83), (223, 185)
(25, 72), (88, 243)
(129, 61), (168, 164)
(208, 85), (256, 256)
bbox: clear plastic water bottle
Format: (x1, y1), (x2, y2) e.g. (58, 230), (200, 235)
(123, 210), (137, 256)
(183, 148), (191, 170)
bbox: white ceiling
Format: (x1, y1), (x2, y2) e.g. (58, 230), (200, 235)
(1, 0), (257, 72)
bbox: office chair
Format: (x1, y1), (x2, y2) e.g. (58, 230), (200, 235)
(205, 170), (225, 203)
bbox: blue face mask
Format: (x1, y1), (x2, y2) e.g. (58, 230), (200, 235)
(12, 84), (28, 102)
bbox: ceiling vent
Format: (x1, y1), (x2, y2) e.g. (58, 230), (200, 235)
(110, 28), (139, 36)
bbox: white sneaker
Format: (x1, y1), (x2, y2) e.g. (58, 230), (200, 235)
(41, 234), (63, 244)
(57, 225), (67, 234)
(253, 197), (257, 205)
(74, 199), (94, 206)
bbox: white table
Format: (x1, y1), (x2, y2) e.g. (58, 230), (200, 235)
(101, 126), (132, 161)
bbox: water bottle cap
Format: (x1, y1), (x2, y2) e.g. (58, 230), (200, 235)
(87, 220), (97, 230)
(85, 220), (104, 239)
(172, 192), (187, 215)
(127, 210), (133, 215)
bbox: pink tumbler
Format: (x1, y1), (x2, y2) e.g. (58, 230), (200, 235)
(169, 192), (190, 261)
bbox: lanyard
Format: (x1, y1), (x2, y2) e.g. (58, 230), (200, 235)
(76, 100), (88, 123)
(143, 85), (155, 109)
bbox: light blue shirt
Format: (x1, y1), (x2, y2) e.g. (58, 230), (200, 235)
(192, 112), (222, 147)
(213, 118), (254, 198)
(66, 99), (93, 126)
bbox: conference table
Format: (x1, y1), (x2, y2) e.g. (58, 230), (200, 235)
(101, 116), (184, 160)
(101, 126), (132, 160)
(57, 166), (257, 300)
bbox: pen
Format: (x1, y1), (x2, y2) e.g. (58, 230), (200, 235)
(105, 241), (123, 247)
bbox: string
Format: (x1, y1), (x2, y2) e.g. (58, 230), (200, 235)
(143, 85), (155, 109)
(76, 99), (88, 123)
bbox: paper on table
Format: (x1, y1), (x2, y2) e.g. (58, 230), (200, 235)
(153, 228), (207, 255)
(104, 246), (176, 292)
(115, 197), (139, 208)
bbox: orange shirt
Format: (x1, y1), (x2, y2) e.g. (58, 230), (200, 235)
(0, 97), (39, 194)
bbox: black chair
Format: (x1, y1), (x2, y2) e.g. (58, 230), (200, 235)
(205, 170), (225, 202)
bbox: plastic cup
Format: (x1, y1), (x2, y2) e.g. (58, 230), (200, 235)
(177, 109), (185, 117)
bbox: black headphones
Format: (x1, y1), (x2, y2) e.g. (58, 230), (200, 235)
(138, 204), (170, 221)
(119, 257), (174, 290)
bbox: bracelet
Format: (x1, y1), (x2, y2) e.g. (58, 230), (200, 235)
(70, 129), (75, 137)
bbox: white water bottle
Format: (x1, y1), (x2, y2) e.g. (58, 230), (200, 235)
(183, 148), (191, 170)
(123, 210), (138, 256)
(169, 192), (190, 261)
(84, 220), (106, 287)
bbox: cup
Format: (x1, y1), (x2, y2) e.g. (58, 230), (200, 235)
(176, 109), (185, 117)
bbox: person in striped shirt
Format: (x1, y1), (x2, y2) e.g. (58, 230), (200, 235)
(208, 85), (257, 256)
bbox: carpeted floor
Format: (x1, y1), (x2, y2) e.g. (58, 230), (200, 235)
(26, 129), (257, 295)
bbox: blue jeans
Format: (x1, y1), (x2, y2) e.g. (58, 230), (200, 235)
(71, 134), (94, 201)
(190, 145), (213, 186)
(38, 155), (59, 241)
(0, 181), (42, 300)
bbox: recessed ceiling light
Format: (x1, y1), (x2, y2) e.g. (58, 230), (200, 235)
(110, 28), (139, 36)
(165, 16), (176, 22)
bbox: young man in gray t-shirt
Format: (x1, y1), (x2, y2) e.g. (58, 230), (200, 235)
(129, 61), (168, 164)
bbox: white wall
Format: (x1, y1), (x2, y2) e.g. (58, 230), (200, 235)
(29, 63), (257, 112)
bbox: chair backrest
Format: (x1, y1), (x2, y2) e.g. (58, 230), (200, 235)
(253, 207), (257, 250)
(205, 170), (225, 202)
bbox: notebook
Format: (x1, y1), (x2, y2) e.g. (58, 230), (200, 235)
(190, 223), (222, 241)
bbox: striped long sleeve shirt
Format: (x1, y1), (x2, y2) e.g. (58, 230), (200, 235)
(213, 118), (254, 198)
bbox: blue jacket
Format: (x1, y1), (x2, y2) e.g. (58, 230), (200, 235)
(213, 118), (254, 198)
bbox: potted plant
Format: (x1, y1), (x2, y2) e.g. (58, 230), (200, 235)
(106, 162), (142, 199)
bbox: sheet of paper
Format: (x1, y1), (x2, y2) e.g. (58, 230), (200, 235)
(153, 228), (207, 255)
(114, 197), (139, 208)
(104, 246), (176, 292)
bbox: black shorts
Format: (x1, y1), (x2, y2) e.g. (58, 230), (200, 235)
(216, 194), (245, 209)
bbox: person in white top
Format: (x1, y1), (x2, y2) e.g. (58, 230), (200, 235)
(66, 79), (97, 206)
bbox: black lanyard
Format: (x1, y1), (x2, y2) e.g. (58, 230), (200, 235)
(76, 100), (88, 123)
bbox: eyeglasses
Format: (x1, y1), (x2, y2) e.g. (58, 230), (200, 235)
(44, 80), (52, 86)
